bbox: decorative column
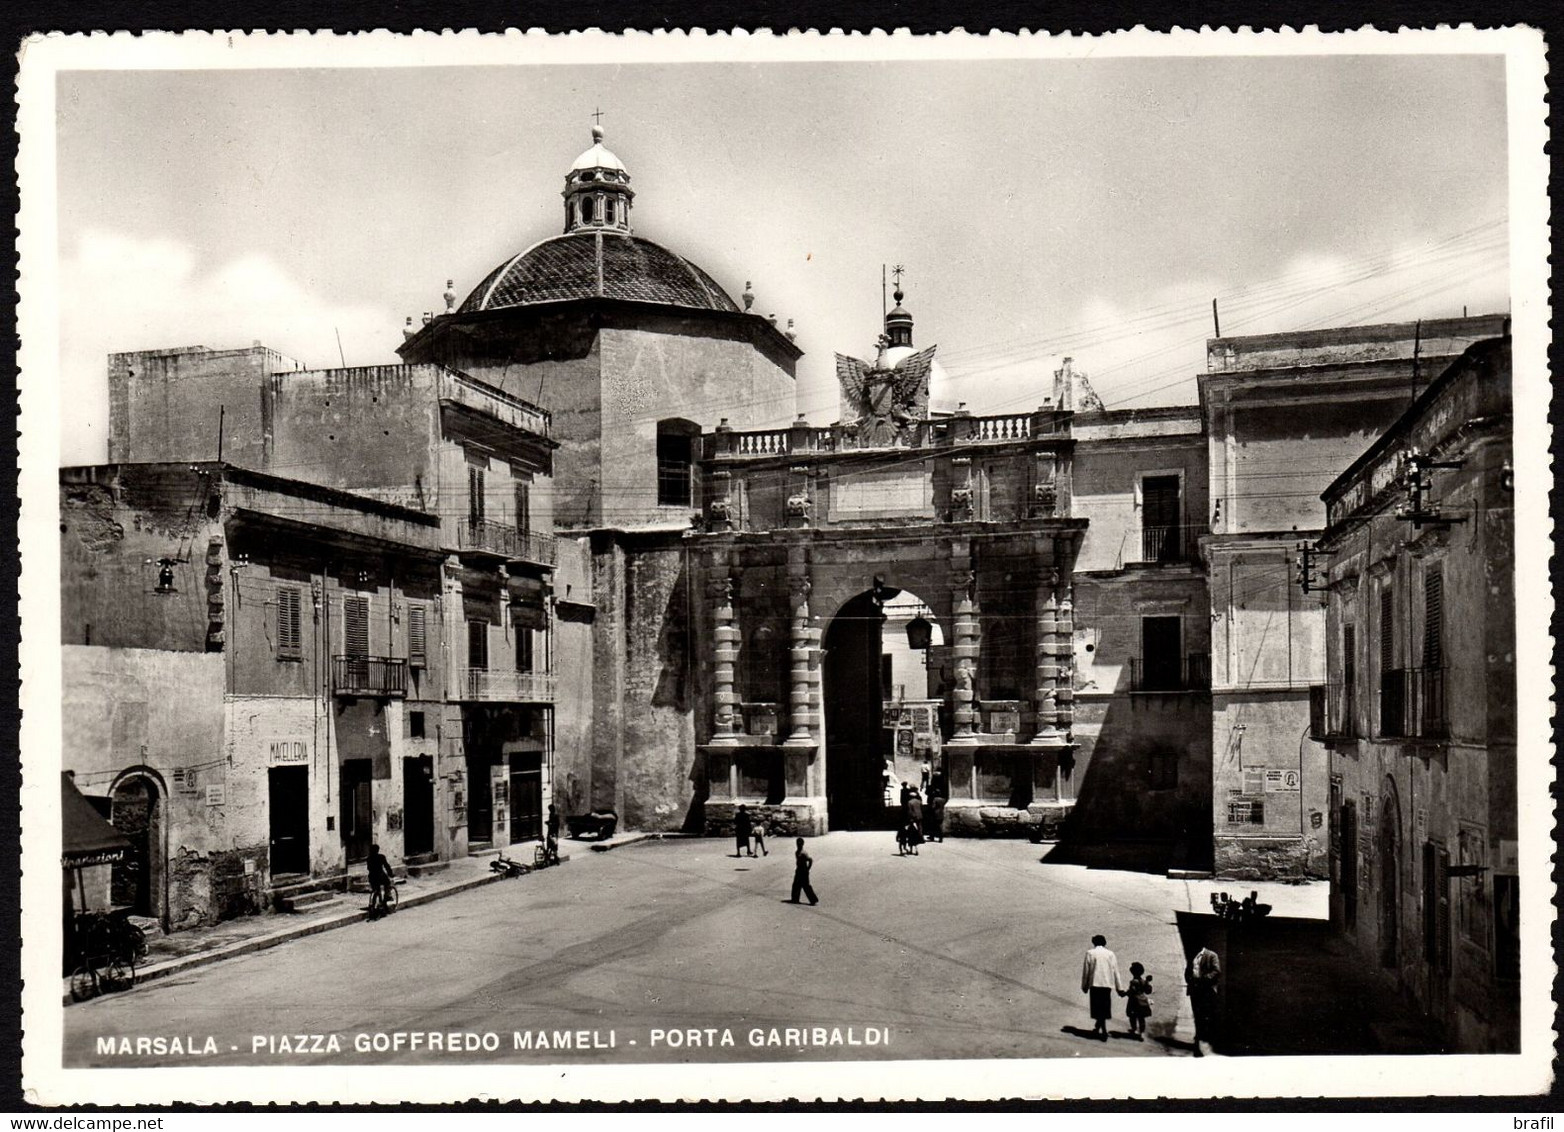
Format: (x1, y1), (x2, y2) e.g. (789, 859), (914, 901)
(1031, 543), (1075, 746)
(784, 566), (817, 745)
(710, 571), (743, 745)
(949, 553), (979, 744)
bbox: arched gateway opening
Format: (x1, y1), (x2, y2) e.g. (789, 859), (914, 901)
(823, 587), (944, 830)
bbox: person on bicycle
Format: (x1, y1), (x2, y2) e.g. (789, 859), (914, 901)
(367, 843), (393, 917)
(545, 803), (562, 865)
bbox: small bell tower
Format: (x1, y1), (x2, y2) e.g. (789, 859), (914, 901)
(885, 265), (914, 348)
(563, 114), (635, 234)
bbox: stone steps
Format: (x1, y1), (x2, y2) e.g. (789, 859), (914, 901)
(280, 890), (344, 914)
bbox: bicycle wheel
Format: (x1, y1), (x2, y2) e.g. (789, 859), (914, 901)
(384, 885), (398, 913)
(69, 963), (99, 1003)
(100, 957), (134, 993)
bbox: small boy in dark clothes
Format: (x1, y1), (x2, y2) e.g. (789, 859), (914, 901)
(1124, 961), (1153, 1039)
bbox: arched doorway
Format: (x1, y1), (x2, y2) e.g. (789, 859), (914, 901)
(823, 586), (943, 831)
(1379, 785), (1401, 968)
(110, 773), (163, 921)
(823, 591), (885, 830)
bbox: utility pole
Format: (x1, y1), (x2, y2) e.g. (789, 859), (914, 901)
(1211, 298), (1221, 338)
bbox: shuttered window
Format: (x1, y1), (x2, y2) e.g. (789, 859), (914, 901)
(277, 586), (302, 658)
(1342, 623), (1357, 735)
(515, 618), (534, 673)
(467, 619), (489, 671)
(515, 481), (531, 535)
(344, 596), (369, 658)
(1379, 587), (1394, 672)
(1423, 842), (1451, 970)
(468, 466), (486, 523)
(407, 604), (427, 669)
(1423, 566), (1444, 670)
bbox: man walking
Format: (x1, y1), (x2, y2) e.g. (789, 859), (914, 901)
(1080, 933), (1126, 1040)
(789, 837), (818, 905)
(735, 805), (754, 858)
(1186, 943), (1221, 1057)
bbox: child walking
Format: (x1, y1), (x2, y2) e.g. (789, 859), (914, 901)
(1124, 961), (1154, 1040)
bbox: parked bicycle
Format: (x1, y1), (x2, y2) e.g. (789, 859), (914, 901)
(70, 910), (148, 1002)
(490, 854), (531, 878)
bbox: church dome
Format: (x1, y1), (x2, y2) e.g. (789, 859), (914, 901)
(460, 231), (744, 314)
(458, 122), (744, 316)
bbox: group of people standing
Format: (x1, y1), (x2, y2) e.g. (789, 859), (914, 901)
(1080, 934), (1221, 1056)
(888, 759), (947, 854)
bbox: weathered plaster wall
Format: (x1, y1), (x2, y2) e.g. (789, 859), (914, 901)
(417, 322), (602, 529)
(107, 345), (297, 465)
(618, 539), (698, 831)
(597, 321), (796, 529)
(1211, 692), (1329, 878)
(267, 366), (443, 509)
(60, 468), (224, 652)
(62, 646), (232, 929)
(551, 537), (596, 820)
(1072, 424), (1207, 573)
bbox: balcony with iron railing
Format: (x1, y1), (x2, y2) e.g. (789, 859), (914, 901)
(459, 668), (556, 703)
(1131, 523), (1207, 566)
(1378, 667), (1447, 740)
(455, 518), (557, 567)
(332, 655), (408, 698)
(1129, 653), (1211, 693)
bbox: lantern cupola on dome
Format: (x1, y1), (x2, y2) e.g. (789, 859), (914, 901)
(563, 122), (635, 234)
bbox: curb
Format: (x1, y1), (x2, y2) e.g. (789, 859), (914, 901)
(64, 870), (509, 1006)
(588, 831), (695, 853)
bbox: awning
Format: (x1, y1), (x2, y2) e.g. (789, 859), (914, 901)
(61, 773), (131, 868)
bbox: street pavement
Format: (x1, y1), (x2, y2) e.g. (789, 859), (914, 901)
(63, 834), (1325, 1067)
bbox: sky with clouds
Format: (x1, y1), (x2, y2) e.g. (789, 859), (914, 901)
(53, 53), (1509, 464)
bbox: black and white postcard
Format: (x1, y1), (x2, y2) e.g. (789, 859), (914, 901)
(16, 27), (1554, 1104)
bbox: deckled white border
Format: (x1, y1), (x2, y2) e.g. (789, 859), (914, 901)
(16, 27), (1554, 1105)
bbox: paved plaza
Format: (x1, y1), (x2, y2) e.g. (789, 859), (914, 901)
(64, 835), (1326, 1067)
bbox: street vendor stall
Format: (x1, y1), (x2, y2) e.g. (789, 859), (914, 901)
(60, 772), (131, 975)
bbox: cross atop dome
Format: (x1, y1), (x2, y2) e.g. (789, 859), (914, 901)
(563, 118), (634, 233)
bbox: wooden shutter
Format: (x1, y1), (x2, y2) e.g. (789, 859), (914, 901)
(407, 604), (427, 668)
(1142, 475), (1181, 527)
(468, 466), (485, 523)
(1379, 588), (1394, 672)
(344, 596), (369, 658)
(467, 619), (488, 671)
(515, 481), (531, 535)
(1342, 623), (1357, 735)
(1423, 566), (1444, 670)
(277, 586), (302, 657)
(515, 617), (534, 673)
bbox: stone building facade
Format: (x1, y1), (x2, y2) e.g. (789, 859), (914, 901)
(67, 350), (559, 927)
(398, 125), (800, 833)
(1198, 315), (1509, 877)
(61, 463), (446, 928)
(68, 118), (1517, 890)
(1314, 336), (1516, 1051)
